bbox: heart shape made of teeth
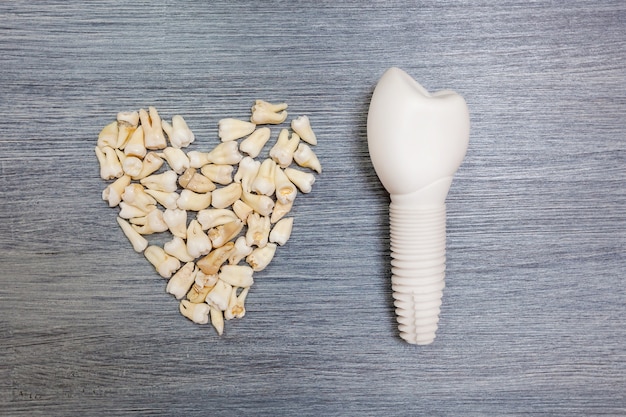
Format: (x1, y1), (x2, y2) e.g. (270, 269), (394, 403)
(95, 101), (321, 336)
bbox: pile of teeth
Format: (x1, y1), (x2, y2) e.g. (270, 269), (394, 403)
(95, 101), (321, 335)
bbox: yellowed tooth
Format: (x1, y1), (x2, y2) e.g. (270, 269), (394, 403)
(186, 270), (218, 303)
(291, 115), (317, 145)
(115, 110), (139, 149)
(218, 118), (256, 142)
(166, 262), (197, 299)
(250, 100), (288, 124)
(208, 220), (244, 248)
(179, 300), (210, 325)
(177, 189), (212, 211)
(228, 236), (253, 265)
(122, 183), (157, 213)
(140, 170), (178, 193)
(144, 245), (181, 279)
(159, 147), (190, 174)
(206, 279), (232, 311)
(232, 199), (253, 223)
(97, 120), (118, 148)
(218, 265), (254, 288)
(246, 243), (277, 272)
(196, 208), (239, 230)
(116, 216), (148, 253)
(270, 199), (293, 224)
(144, 189), (180, 210)
(211, 183), (242, 209)
(234, 156), (260, 192)
(118, 201), (156, 219)
(197, 242), (235, 276)
(241, 189), (274, 217)
(251, 158), (276, 196)
(124, 125), (146, 158)
(274, 166), (297, 205)
(102, 175), (131, 207)
(95, 146), (123, 180)
(189, 141), (242, 167)
(245, 213), (270, 247)
(224, 287), (249, 320)
(121, 155), (143, 178)
(140, 106), (167, 150)
(200, 164), (234, 185)
(163, 115), (195, 149)
(209, 305), (225, 335)
(131, 152), (164, 180)
(269, 128), (299, 168)
(178, 168), (216, 193)
(239, 127), (271, 158)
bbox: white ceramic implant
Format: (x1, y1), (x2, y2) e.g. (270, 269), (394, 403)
(367, 67), (470, 345)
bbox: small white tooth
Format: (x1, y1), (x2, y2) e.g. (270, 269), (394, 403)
(239, 127), (271, 158)
(269, 217), (294, 246)
(196, 208), (239, 230)
(179, 300), (210, 325)
(164, 115), (195, 148)
(270, 199), (293, 224)
(208, 220), (244, 248)
(186, 219), (212, 259)
(293, 143), (322, 173)
(121, 155), (143, 178)
(122, 184), (157, 213)
(177, 168), (215, 193)
(118, 201), (155, 219)
(252, 100), (288, 113)
(250, 100), (288, 124)
(192, 141), (242, 166)
(228, 236), (253, 265)
(166, 262), (197, 299)
(95, 146), (123, 180)
(160, 147), (190, 174)
(234, 156), (260, 193)
(144, 245), (181, 279)
(144, 189), (180, 210)
(274, 167), (297, 205)
(211, 183), (242, 209)
(251, 158), (276, 196)
(224, 287), (249, 320)
(245, 213), (271, 248)
(200, 164), (234, 185)
(97, 121), (118, 148)
(124, 125), (146, 158)
(164, 236), (195, 263)
(206, 279), (232, 311)
(130, 208), (169, 234)
(139, 107), (167, 150)
(116, 216), (148, 252)
(291, 115), (317, 145)
(246, 243), (277, 272)
(218, 265), (254, 288)
(140, 170), (178, 193)
(269, 128), (299, 168)
(177, 189), (212, 211)
(241, 190), (274, 217)
(163, 208), (187, 239)
(115, 111), (139, 149)
(218, 118), (256, 142)
(102, 175), (131, 207)
(131, 152), (164, 180)
(284, 167), (315, 193)
(209, 305), (225, 335)
(232, 199), (253, 223)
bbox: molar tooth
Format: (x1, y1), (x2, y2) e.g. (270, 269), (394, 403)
(208, 220), (244, 248)
(252, 100), (288, 113)
(241, 189), (274, 217)
(118, 201), (156, 219)
(102, 175), (131, 207)
(218, 265), (254, 288)
(163, 115), (195, 148)
(228, 236), (253, 265)
(140, 170), (178, 193)
(234, 156), (260, 193)
(274, 167), (297, 205)
(179, 300), (210, 325)
(239, 127), (271, 158)
(225, 287), (249, 320)
(130, 208), (169, 234)
(166, 262), (197, 299)
(196, 208), (239, 230)
(246, 243), (277, 272)
(245, 213), (270, 247)
(218, 118), (256, 142)
(251, 158), (276, 196)
(269, 217), (294, 246)
(163, 208), (187, 239)
(124, 125), (146, 158)
(207, 141), (242, 165)
(121, 155), (143, 178)
(270, 199), (293, 223)
(122, 184), (157, 213)
(164, 236), (195, 263)
(232, 199), (253, 223)
(291, 115), (317, 145)
(115, 111), (140, 149)
(95, 146), (123, 180)
(211, 183), (242, 209)
(186, 219), (212, 259)
(144, 245), (181, 279)
(200, 164), (234, 185)
(178, 168), (215, 193)
(97, 121), (118, 148)
(250, 100), (288, 124)
(197, 242), (235, 275)
(186, 270), (218, 303)
(206, 279), (232, 311)
(293, 143), (322, 173)
(139, 107), (167, 150)
(131, 152), (164, 180)
(160, 147), (190, 174)
(144, 189), (180, 210)
(177, 189), (212, 211)
(284, 167), (315, 193)
(209, 305), (225, 335)
(116, 216), (148, 252)
(269, 128), (299, 168)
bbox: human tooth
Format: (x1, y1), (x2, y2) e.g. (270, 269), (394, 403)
(163, 208), (187, 239)
(205, 279), (232, 311)
(186, 270), (218, 303)
(224, 287), (249, 320)
(197, 242), (235, 275)
(210, 183), (242, 209)
(209, 306), (225, 335)
(186, 219), (212, 259)
(228, 236), (253, 265)
(218, 264), (254, 288)
(97, 121), (118, 148)
(115, 110), (140, 149)
(160, 147), (190, 174)
(291, 115), (317, 145)
(131, 152), (164, 180)
(177, 189), (212, 211)
(124, 125), (146, 158)
(284, 167), (315, 193)
(118, 201), (155, 219)
(234, 156), (260, 193)
(166, 261), (197, 299)
(144, 189), (180, 210)
(196, 208), (239, 230)
(116, 216), (148, 252)
(246, 243), (277, 272)
(239, 127), (271, 158)
(218, 118), (256, 142)
(241, 189), (274, 217)
(122, 184), (157, 213)
(232, 199), (253, 223)
(269, 128), (299, 168)
(251, 158), (276, 196)
(95, 146), (123, 180)
(270, 199), (293, 223)
(102, 175), (131, 207)
(139, 106), (167, 150)
(250, 100), (288, 124)
(200, 164), (234, 185)
(121, 155), (143, 178)
(293, 143), (322, 173)
(179, 300), (210, 325)
(163, 236), (195, 263)
(273, 167), (297, 205)
(144, 245), (181, 278)
(188, 141), (242, 167)
(140, 170), (178, 193)
(130, 208), (169, 234)
(269, 217), (293, 246)
(208, 220), (244, 248)
(245, 213), (270, 247)
(162, 115), (195, 148)
(178, 168), (215, 193)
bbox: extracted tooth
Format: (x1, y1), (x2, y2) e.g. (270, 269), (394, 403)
(118, 201), (155, 219)
(140, 170), (178, 193)
(250, 100), (288, 124)
(139, 106), (167, 150)
(269, 128), (300, 168)
(269, 217), (294, 246)
(239, 127), (271, 158)
(159, 147), (190, 174)
(116, 216), (148, 252)
(144, 189), (180, 210)
(200, 164), (233, 185)
(186, 219), (212, 259)
(131, 152), (164, 180)
(163, 208), (187, 239)
(166, 261), (197, 299)
(251, 158), (276, 196)
(209, 305), (225, 335)
(121, 155), (143, 178)
(178, 168), (215, 193)
(130, 208), (169, 234)
(177, 189), (212, 211)
(95, 146), (123, 180)
(219, 264), (254, 288)
(196, 208), (239, 230)
(162, 115), (195, 148)
(218, 118), (256, 142)
(246, 243), (277, 272)
(234, 156), (260, 193)
(208, 220), (244, 248)
(246, 212), (271, 247)
(205, 279), (232, 311)
(124, 125), (146, 158)
(270, 199), (293, 223)
(115, 110), (140, 149)
(228, 236), (253, 265)
(122, 184), (157, 213)
(211, 183), (242, 209)
(186, 270), (218, 303)
(232, 199), (253, 223)
(164, 236), (195, 263)
(291, 115), (317, 145)
(188, 141), (242, 167)
(97, 121), (118, 148)
(179, 300), (210, 324)
(274, 166), (298, 205)
(241, 189), (274, 217)
(293, 143), (322, 173)
(102, 175), (131, 207)
(144, 245), (181, 279)
(197, 241), (235, 275)
(225, 287), (249, 320)
(284, 167), (315, 193)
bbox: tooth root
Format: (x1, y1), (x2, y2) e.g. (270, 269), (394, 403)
(251, 158), (276, 196)
(274, 167), (298, 205)
(164, 236), (195, 263)
(102, 175), (131, 207)
(293, 143), (322, 173)
(116, 216), (148, 252)
(166, 262), (197, 299)
(163, 208), (187, 239)
(269, 217), (294, 246)
(209, 305), (225, 335)
(197, 242), (235, 275)
(246, 243), (277, 272)
(131, 152), (164, 180)
(218, 118), (256, 142)
(291, 115), (317, 145)
(211, 183), (242, 209)
(97, 121), (119, 148)
(124, 125), (146, 158)
(140, 170), (178, 193)
(232, 199), (253, 223)
(161, 147), (190, 174)
(144, 189), (180, 210)
(179, 300), (210, 325)
(95, 146), (123, 180)
(208, 220), (244, 248)
(239, 127), (271, 158)
(196, 208), (239, 230)
(177, 189), (212, 211)
(269, 129), (299, 168)
(186, 219), (213, 259)
(218, 265), (254, 288)
(245, 213), (271, 247)
(270, 199), (293, 224)
(200, 164), (234, 185)
(284, 167), (315, 193)
(144, 245), (181, 278)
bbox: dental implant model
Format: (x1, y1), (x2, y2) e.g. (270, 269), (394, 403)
(367, 67), (470, 345)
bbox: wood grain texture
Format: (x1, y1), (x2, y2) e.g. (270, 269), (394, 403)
(1, 1), (625, 415)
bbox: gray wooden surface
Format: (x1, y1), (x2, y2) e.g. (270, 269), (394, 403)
(1, 1), (625, 416)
